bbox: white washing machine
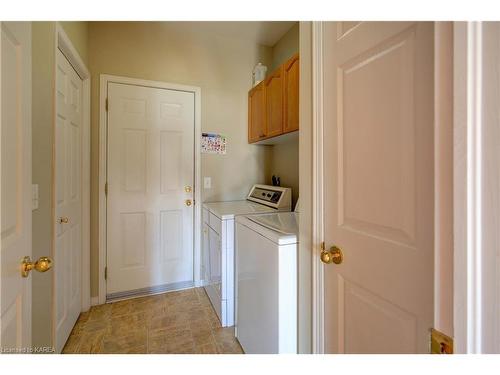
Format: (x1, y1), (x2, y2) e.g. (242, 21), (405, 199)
(235, 201), (299, 354)
(202, 184), (292, 327)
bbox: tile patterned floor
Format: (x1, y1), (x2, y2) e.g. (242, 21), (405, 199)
(62, 287), (243, 354)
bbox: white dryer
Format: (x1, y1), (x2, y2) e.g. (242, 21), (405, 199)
(235, 201), (299, 354)
(202, 185), (292, 327)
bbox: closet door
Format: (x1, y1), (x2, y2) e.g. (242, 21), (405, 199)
(54, 48), (83, 353)
(321, 22), (434, 354)
(1, 21), (32, 352)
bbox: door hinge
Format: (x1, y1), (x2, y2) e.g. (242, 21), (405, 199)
(430, 328), (453, 354)
(105, 98), (109, 112)
(104, 266), (108, 280)
(105, 182), (108, 196)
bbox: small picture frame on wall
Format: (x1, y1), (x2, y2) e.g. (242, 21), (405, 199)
(201, 133), (227, 155)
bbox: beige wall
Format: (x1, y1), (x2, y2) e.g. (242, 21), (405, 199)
(266, 23), (300, 207)
(31, 21), (88, 348)
(59, 22), (89, 64)
(270, 22), (300, 73)
(88, 22), (273, 297)
(266, 139), (300, 207)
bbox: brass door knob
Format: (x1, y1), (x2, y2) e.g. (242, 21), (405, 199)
(59, 217), (69, 224)
(185, 186), (192, 193)
(185, 199), (192, 207)
(320, 246), (343, 265)
(21, 256), (53, 278)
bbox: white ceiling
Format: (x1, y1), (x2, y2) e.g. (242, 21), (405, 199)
(163, 21), (297, 47)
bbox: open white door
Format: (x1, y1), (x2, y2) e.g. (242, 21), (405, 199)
(320, 22), (434, 353)
(106, 82), (195, 298)
(1, 21), (32, 352)
(54, 48), (83, 353)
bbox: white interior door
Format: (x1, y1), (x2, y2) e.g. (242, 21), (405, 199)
(107, 83), (195, 296)
(1, 21), (32, 351)
(321, 22), (434, 353)
(54, 49), (83, 352)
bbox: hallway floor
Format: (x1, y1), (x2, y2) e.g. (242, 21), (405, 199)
(62, 287), (243, 354)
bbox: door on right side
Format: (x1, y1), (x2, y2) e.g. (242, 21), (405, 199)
(322, 22), (434, 353)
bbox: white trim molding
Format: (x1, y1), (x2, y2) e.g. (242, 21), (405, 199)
(454, 21), (500, 354)
(54, 23), (91, 314)
(311, 21), (325, 354)
(98, 74), (202, 305)
(433, 21), (454, 338)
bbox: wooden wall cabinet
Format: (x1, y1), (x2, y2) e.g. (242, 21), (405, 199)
(264, 65), (284, 138)
(283, 53), (300, 134)
(248, 53), (299, 144)
(248, 81), (266, 143)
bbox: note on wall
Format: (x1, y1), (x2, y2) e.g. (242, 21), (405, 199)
(201, 133), (227, 155)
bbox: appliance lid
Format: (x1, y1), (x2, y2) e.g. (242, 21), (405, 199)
(203, 200), (280, 219)
(246, 212), (299, 236)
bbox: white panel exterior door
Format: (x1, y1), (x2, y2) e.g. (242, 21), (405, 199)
(54, 49), (83, 352)
(1, 21), (32, 351)
(107, 83), (195, 295)
(322, 22), (434, 353)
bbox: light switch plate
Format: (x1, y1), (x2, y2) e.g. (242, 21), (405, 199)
(32, 184), (39, 210)
(204, 177), (211, 189)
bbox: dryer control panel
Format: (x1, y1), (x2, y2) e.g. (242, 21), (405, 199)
(247, 184), (291, 210)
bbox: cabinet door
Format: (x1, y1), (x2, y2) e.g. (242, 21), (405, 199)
(208, 227), (222, 297)
(264, 65), (284, 138)
(284, 53), (300, 133)
(248, 81), (265, 143)
(202, 223), (209, 281)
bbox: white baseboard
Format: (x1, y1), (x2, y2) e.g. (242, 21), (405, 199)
(195, 279), (207, 288)
(90, 296), (99, 306)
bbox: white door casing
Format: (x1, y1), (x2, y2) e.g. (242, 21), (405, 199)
(319, 22), (434, 353)
(0, 21), (32, 351)
(106, 82), (195, 295)
(453, 21), (500, 354)
(54, 49), (83, 352)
